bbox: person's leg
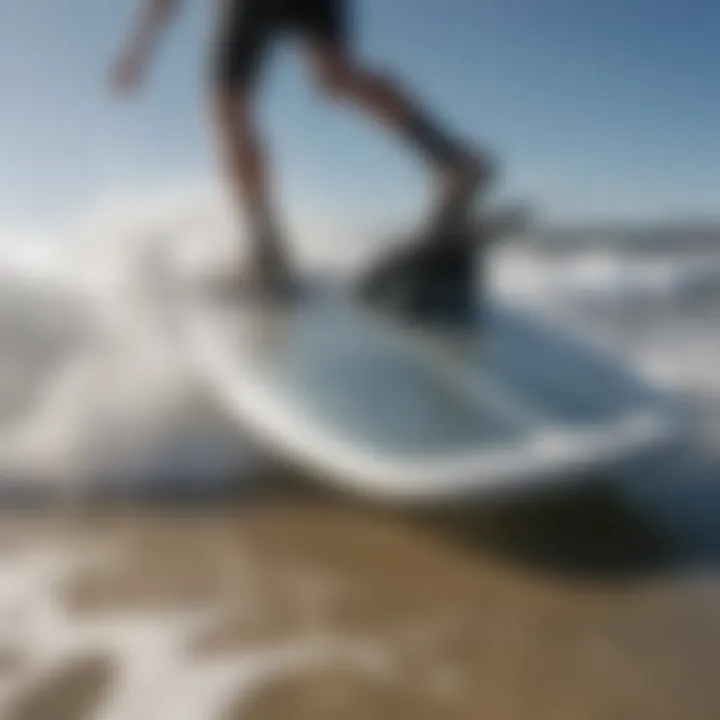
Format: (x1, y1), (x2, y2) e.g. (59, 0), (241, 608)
(210, 91), (287, 261)
(210, 0), (291, 288)
(297, 1), (494, 233)
(312, 48), (492, 230)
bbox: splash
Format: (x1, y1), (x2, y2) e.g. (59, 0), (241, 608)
(0, 192), (250, 500)
(0, 539), (393, 720)
(0, 189), (718, 499)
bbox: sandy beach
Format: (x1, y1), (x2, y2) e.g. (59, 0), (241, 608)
(2, 479), (720, 720)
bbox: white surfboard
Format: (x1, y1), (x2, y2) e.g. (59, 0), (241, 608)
(174, 277), (680, 504)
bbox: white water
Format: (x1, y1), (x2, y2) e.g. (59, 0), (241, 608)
(0, 195), (250, 498)
(0, 192), (718, 498)
(493, 242), (720, 440)
(0, 539), (394, 720)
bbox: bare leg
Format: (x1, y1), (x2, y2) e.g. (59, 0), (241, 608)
(308, 46), (495, 234)
(211, 88), (291, 290)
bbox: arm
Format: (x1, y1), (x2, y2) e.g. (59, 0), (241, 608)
(111, 0), (181, 93)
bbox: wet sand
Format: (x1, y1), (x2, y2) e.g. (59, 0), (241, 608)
(1, 480), (720, 720)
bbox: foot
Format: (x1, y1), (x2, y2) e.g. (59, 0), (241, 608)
(424, 150), (495, 239)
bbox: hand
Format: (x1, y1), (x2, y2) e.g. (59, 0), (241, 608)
(110, 52), (146, 95)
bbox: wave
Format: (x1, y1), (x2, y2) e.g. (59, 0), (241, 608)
(0, 192), (718, 499)
(0, 202), (250, 501)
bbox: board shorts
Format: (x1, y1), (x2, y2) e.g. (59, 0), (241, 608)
(212, 0), (350, 90)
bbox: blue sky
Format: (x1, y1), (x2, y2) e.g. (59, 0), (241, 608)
(1, 0), (719, 230)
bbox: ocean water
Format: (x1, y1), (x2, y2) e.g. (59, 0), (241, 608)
(1, 199), (720, 719)
(0, 198), (718, 544)
(0, 200), (252, 501)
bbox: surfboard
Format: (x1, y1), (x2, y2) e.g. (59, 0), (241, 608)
(175, 274), (680, 504)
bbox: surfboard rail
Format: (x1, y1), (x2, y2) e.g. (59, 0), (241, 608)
(181, 290), (681, 504)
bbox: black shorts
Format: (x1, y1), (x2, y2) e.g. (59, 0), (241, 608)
(213, 0), (350, 90)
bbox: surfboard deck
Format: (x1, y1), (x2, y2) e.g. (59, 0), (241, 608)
(176, 277), (679, 505)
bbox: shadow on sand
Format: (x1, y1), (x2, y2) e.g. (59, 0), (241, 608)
(1, 447), (718, 588)
(248, 447), (720, 585)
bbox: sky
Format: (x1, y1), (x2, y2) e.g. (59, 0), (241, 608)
(0, 0), (719, 234)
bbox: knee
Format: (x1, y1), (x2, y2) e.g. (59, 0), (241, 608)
(314, 58), (358, 98)
(318, 61), (398, 102)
